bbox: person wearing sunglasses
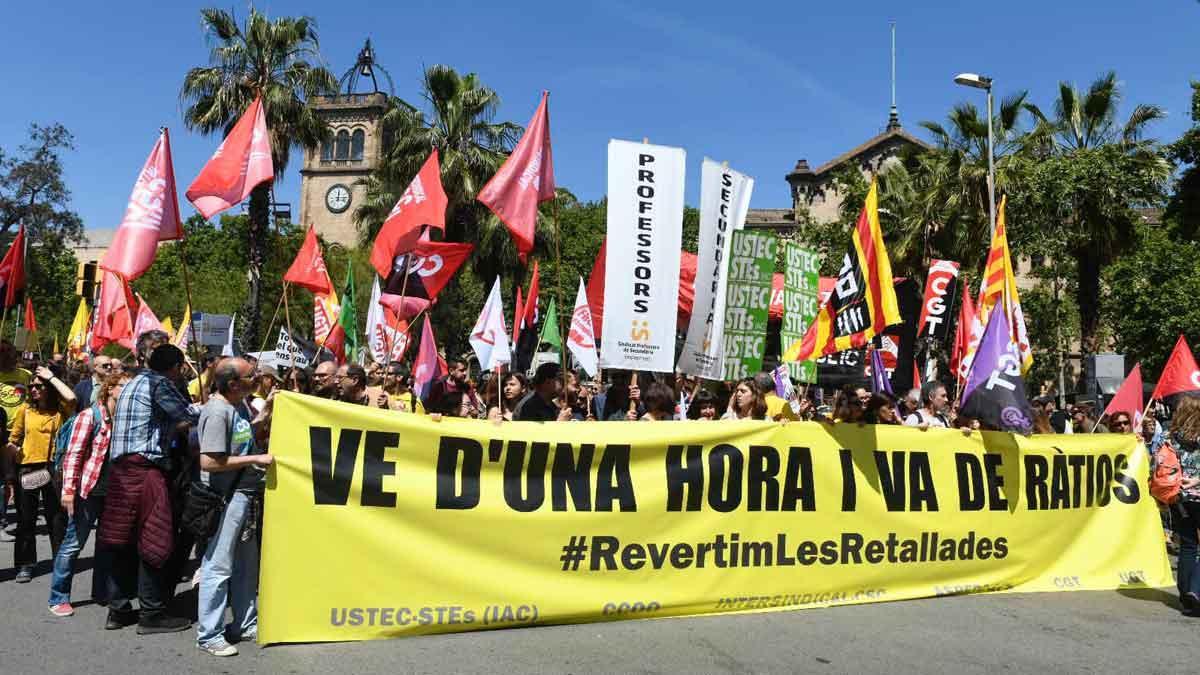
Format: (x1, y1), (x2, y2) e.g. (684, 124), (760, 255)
(1107, 411), (1135, 434)
(73, 354), (112, 407)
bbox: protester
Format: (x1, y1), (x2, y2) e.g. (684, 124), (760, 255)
(755, 372), (799, 422)
(686, 389), (721, 420)
(601, 371), (643, 421)
(48, 373), (129, 616)
(1106, 411), (1134, 435)
(196, 358), (274, 657)
(311, 360), (338, 399)
(639, 382), (677, 421)
(0, 340), (31, 537)
(336, 364), (386, 407)
(832, 385), (867, 423)
(428, 360), (470, 411)
(863, 393), (901, 425)
(900, 388), (921, 418)
(722, 378), (767, 421)
(135, 330), (172, 371)
(1032, 411), (1055, 434)
(904, 381), (950, 429)
(513, 363), (572, 422)
(501, 373), (528, 418)
(382, 362), (423, 413)
(1166, 396), (1200, 615)
(74, 354), (111, 406)
(7, 365), (76, 582)
(98, 344), (198, 634)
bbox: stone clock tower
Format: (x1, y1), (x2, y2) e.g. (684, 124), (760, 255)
(299, 40), (393, 245)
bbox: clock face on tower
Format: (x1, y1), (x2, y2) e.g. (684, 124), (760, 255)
(325, 184), (351, 214)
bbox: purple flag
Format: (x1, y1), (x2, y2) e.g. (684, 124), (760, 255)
(869, 348), (893, 395)
(959, 308), (1033, 433)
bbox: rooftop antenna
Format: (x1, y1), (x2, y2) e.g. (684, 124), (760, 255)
(887, 21), (901, 131)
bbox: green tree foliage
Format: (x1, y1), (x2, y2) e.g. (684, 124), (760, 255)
(1167, 81), (1200, 237)
(180, 7), (337, 347)
(0, 123), (84, 244)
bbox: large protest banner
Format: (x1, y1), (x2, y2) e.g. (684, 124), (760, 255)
(722, 230), (777, 379)
(677, 159), (753, 380)
(781, 242), (820, 383)
(260, 393), (1171, 644)
(600, 139), (685, 373)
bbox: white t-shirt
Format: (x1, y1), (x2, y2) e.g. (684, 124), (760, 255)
(904, 410), (948, 428)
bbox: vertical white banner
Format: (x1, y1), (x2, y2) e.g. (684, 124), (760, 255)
(600, 140), (685, 373)
(676, 158), (754, 379)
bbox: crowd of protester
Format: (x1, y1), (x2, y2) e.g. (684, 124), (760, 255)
(1, 337), (1196, 658)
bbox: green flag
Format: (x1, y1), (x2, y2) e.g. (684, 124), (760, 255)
(538, 298), (561, 352)
(339, 264), (359, 361)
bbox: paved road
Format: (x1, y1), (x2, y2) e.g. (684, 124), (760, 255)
(0, 531), (1193, 674)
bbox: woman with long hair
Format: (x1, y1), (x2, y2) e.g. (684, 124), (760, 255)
(6, 365), (77, 583)
(722, 378), (767, 421)
(687, 389), (721, 421)
(1168, 396), (1200, 615)
(639, 382), (678, 421)
(48, 373), (129, 616)
(862, 393), (901, 425)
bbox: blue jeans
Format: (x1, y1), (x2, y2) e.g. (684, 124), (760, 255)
(1177, 501), (1200, 600)
(48, 494), (108, 606)
(197, 491), (259, 647)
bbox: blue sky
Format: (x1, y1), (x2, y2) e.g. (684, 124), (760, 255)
(2, 0), (1197, 235)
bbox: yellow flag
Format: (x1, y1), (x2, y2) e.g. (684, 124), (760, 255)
(66, 298), (90, 355)
(161, 316), (175, 340)
(173, 303), (192, 350)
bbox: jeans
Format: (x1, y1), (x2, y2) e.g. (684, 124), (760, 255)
(105, 543), (171, 621)
(1177, 501), (1200, 599)
(14, 465), (65, 568)
(196, 491), (259, 647)
(48, 494), (111, 606)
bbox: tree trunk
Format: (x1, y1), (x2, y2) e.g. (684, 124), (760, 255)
(1074, 246), (1101, 357)
(242, 183), (271, 350)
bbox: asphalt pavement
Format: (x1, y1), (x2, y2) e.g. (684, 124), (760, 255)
(0, 528), (1194, 674)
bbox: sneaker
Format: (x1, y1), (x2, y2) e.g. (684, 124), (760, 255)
(136, 615), (191, 635)
(105, 610), (139, 630)
(0, 529), (13, 542)
(14, 566), (33, 583)
(198, 640), (239, 657)
(229, 630), (257, 643)
(49, 603), (75, 617)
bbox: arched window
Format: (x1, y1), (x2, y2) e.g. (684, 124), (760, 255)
(351, 129), (365, 161)
(320, 138), (333, 161)
(335, 130), (351, 160)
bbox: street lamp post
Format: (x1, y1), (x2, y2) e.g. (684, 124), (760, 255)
(954, 72), (996, 238)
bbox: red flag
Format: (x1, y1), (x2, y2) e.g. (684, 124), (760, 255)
(92, 270), (135, 350)
(1102, 363), (1145, 426)
(0, 224), (27, 308)
(323, 324), (347, 365)
(186, 96), (274, 219)
(379, 240), (474, 316)
(511, 286), (524, 345)
(512, 262), (541, 372)
(585, 239), (607, 338)
(1151, 335), (1200, 401)
(23, 296), (36, 333)
(477, 91), (555, 262)
(950, 285), (977, 382)
(100, 129), (183, 280)
(370, 150), (448, 278)
(284, 225), (333, 294)
(413, 315), (447, 401)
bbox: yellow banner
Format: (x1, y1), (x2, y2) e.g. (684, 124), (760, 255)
(260, 393), (1172, 644)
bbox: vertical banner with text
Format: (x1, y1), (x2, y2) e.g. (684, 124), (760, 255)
(723, 230), (776, 379)
(600, 140), (686, 373)
(677, 159), (754, 380)
(782, 242), (820, 383)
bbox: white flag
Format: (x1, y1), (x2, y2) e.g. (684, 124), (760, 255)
(222, 313), (236, 356)
(470, 278), (511, 370)
(567, 277), (598, 377)
(677, 158), (754, 379)
(366, 276), (409, 364)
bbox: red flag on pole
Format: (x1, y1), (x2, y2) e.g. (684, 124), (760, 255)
(477, 91), (556, 263)
(1102, 363), (1145, 426)
(186, 96), (274, 219)
(323, 324), (347, 365)
(100, 129), (184, 280)
(370, 150), (448, 278)
(23, 296), (36, 333)
(92, 270), (135, 350)
(284, 225), (333, 295)
(1151, 335), (1200, 401)
(950, 285), (977, 383)
(585, 239), (607, 338)
(0, 224), (27, 308)
(413, 315), (447, 402)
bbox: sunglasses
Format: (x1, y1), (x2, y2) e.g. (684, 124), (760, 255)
(1112, 419), (1131, 427)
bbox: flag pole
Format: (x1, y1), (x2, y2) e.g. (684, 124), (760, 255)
(281, 282), (299, 384)
(553, 190), (568, 405)
(176, 239), (207, 404)
(257, 291), (287, 358)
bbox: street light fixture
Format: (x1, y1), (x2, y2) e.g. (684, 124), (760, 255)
(953, 72), (996, 238)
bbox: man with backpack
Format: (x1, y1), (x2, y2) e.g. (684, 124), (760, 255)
(903, 381), (950, 429)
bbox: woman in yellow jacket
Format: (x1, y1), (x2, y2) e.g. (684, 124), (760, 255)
(7, 365), (76, 583)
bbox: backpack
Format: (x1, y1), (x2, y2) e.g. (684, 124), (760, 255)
(1150, 441), (1183, 505)
(52, 403), (101, 472)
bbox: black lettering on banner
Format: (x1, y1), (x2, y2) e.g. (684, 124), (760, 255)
(310, 426), (360, 505)
(597, 445), (637, 511)
(361, 431), (399, 508)
(984, 453), (1009, 510)
(1049, 455), (1069, 509)
(436, 436), (482, 509)
(504, 441), (549, 512)
(1113, 454), (1140, 504)
(1068, 454), (1086, 508)
(1025, 455), (1049, 510)
(551, 443), (594, 511)
(839, 449), (857, 511)
(956, 453), (985, 511)
(782, 447), (816, 512)
(708, 444), (743, 512)
(1095, 454), (1113, 506)
(747, 446), (780, 511)
(666, 445), (703, 511)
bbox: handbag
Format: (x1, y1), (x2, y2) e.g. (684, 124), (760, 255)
(19, 467), (51, 491)
(180, 468), (246, 539)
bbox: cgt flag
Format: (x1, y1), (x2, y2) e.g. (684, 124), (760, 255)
(917, 259), (960, 340)
(1150, 335), (1200, 402)
(959, 302), (1034, 434)
(568, 277), (598, 377)
(92, 270), (135, 351)
(469, 278), (512, 371)
(100, 128), (184, 280)
(379, 240), (474, 319)
(366, 276), (408, 365)
(285, 225), (334, 295)
(477, 91), (555, 262)
(951, 284), (978, 382)
(1102, 363), (1145, 427)
(186, 96), (273, 219)
(371, 150), (448, 278)
(783, 180), (900, 362)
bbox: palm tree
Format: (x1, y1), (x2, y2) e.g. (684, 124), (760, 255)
(354, 65), (538, 283)
(1022, 72), (1170, 354)
(180, 8), (336, 347)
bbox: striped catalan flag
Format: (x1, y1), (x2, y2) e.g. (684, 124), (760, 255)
(783, 179), (900, 362)
(962, 196), (1034, 375)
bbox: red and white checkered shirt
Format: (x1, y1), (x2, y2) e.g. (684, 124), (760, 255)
(61, 406), (111, 500)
